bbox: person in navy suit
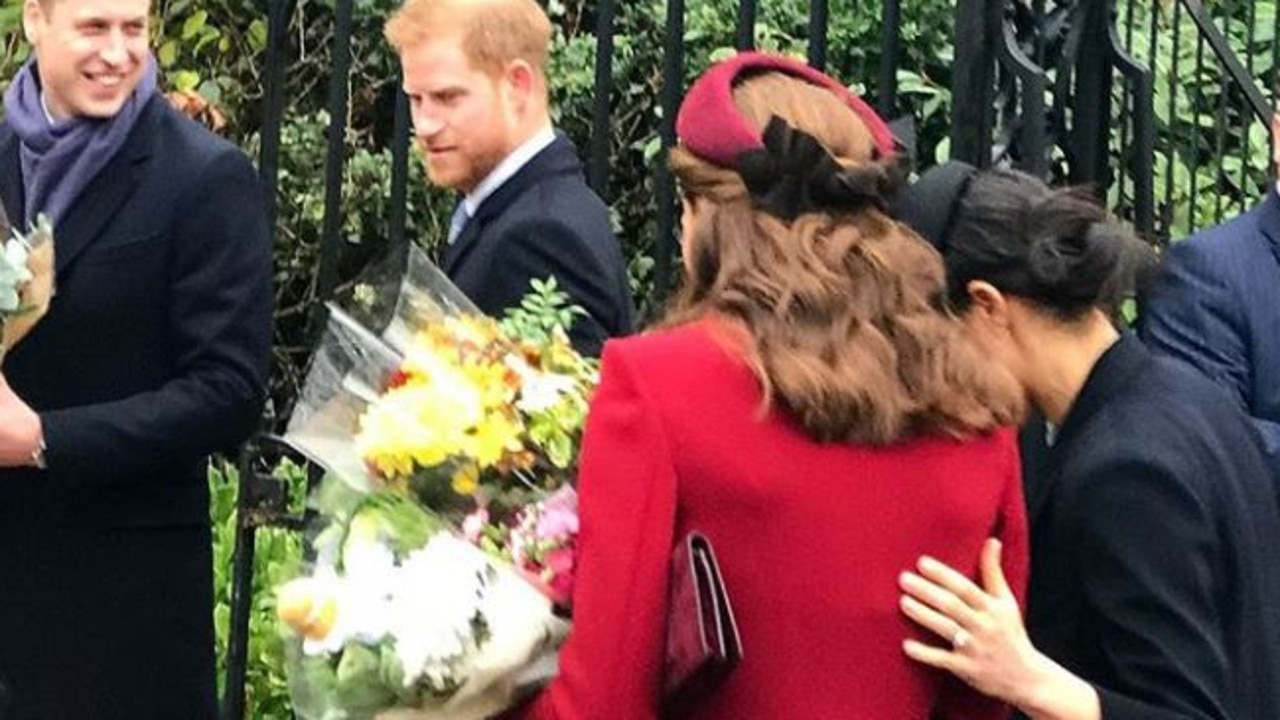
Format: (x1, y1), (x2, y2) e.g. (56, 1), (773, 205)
(895, 167), (1280, 720)
(1140, 71), (1280, 475)
(0, 0), (272, 715)
(384, 0), (633, 357)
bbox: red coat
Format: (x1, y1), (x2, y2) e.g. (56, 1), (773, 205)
(510, 320), (1028, 720)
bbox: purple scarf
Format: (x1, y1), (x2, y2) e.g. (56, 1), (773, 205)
(3, 56), (158, 227)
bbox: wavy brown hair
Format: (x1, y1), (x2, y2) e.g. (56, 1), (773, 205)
(665, 72), (1024, 443)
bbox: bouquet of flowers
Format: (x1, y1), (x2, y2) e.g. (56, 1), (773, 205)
(0, 213), (54, 364)
(277, 246), (594, 720)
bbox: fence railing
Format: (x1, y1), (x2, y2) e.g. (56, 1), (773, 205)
(220, 0), (1277, 717)
(951, 0), (1276, 245)
(1116, 0), (1276, 243)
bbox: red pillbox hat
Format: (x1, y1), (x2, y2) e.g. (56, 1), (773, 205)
(675, 52), (897, 168)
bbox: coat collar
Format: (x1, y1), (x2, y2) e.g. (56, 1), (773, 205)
(1029, 333), (1149, 524)
(1, 93), (160, 272)
(442, 133), (585, 274)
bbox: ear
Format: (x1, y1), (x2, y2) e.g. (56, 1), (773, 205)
(1272, 113), (1280, 168)
(503, 60), (536, 111)
(23, 0), (45, 45)
(966, 280), (1010, 328)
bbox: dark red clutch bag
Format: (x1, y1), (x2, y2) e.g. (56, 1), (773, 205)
(662, 532), (743, 714)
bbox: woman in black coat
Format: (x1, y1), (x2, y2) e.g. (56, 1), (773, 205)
(894, 166), (1280, 720)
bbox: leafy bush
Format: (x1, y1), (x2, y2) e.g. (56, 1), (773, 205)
(210, 458), (308, 719)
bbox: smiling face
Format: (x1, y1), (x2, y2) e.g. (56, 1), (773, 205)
(400, 34), (518, 194)
(23, 0), (151, 121)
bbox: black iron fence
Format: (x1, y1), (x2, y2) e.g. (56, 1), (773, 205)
(221, 0), (1278, 716)
(1123, 0), (1276, 242)
(953, 0), (1277, 245)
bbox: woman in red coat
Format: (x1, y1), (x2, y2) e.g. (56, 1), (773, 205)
(507, 52), (1029, 720)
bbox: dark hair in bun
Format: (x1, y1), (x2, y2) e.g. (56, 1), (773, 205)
(942, 168), (1153, 320)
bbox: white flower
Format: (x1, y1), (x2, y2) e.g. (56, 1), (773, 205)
(338, 532), (398, 644)
(0, 236), (33, 314)
(387, 535), (491, 690)
(289, 539), (401, 656)
(516, 371), (576, 414)
(290, 567), (350, 656)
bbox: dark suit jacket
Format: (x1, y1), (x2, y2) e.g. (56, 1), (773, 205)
(0, 94), (272, 718)
(1025, 335), (1280, 720)
(1140, 191), (1280, 475)
(443, 135), (633, 357)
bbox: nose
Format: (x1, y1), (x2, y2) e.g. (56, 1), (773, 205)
(99, 28), (129, 66)
(410, 105), (445, 140)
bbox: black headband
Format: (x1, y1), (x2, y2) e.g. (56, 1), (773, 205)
(891, 160), (979, 253)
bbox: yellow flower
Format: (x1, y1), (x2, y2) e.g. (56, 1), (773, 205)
(463, 359), (518, 408)
(451, 463), (480, 496)
(467, 411), (524, 468)
(356, 378), (484, 479)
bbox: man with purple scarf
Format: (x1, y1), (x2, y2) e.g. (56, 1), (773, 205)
(0, 0), (272, 716)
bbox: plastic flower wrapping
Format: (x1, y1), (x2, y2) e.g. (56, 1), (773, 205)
(278, 245), (595, 720)
(0, 213), (55, 364)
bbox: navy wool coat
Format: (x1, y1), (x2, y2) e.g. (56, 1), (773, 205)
(1141, 190), (1280, 476)
(0, 94), (272, 719)
(443, 134), (633, 357)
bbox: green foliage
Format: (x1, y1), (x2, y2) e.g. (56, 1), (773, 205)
(0, 0), (29, 86)
(1109, 0), (1276, 243)
(210, 458), (308, 720)
(499, 276), (588, 346)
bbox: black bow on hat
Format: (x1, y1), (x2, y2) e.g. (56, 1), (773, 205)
(734, 116), (907, 222)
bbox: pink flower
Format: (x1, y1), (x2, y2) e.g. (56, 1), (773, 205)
(535, 487), (579, 540)
(536, 507), (578, 540)
(541, 546), (577, 608)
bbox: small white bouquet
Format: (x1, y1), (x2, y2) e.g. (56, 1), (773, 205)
(0, 213), (55, 363)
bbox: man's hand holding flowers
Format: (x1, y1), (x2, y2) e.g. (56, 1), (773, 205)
(0, 215), (54, 468)
(0, 373), (42, 468)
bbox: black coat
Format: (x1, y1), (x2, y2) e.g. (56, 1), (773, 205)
(1024, 335), (1280, 720)
(443, 135), (633, 357)
(0, 94), (272, 718)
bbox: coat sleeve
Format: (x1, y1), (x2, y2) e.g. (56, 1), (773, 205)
(507, 341), (678, 720)
(1065, 457), (1230, 720)
(467, 217), (624, 358)
(38, 149), (273, 485)
(935, 429), (1027, 720)
(1140, 238), (1280, 468)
